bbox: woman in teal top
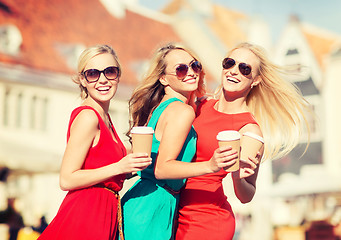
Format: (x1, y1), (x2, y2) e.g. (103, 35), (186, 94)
(121, 43), (239, 240)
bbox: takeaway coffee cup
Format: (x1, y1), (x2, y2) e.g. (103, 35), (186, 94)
(131, 126), (154, 157)
(240, 132), (264, 162)
(216, 130), (241, 172)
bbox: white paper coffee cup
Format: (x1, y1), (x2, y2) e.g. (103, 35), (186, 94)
(240, 132), (264, 162)
(131, 126), (154, 157)
(216, 130), (241, 172)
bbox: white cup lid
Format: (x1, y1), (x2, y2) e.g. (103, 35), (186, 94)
(131, 126), (154, 134)
(242, 132), (264, 143)
(216, 130), (240, 141)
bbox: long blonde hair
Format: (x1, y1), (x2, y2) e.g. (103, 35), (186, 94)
(72, 44), (121, 99)
(221, 42), (311, 161)
(128, 42), (205, 132)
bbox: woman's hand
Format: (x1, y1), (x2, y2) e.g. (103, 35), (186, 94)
(209, 146), (239, 173)
(117, 153), (152, 174)
(237, 152), (261, 179)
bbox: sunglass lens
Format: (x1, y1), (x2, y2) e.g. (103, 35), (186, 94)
(191, 61), (202, 73)
(85, 69), (100, 82)
(176, 64), (189, 78)
(239, 63), (252, 76)
(104, 67), (119, 80)
(222, 58), (235, 69)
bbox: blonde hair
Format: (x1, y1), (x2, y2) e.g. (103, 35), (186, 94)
(221, 42), (311, 161)
(72, 44), (121, 99)
(128, 42), (205, 132)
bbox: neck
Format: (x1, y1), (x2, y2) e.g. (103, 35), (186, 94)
(163, 88), (190, 104)
(82, 98), (109, 115)
(216, 91), (248, 114)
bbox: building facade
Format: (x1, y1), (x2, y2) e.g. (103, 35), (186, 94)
(1, 0), (340, 239)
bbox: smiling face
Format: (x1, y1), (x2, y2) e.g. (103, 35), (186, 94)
(80, 53), (119, 106)
(160, 49), (200, 99)
(221, 48), (260, 99)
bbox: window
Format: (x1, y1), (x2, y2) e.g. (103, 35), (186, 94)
(0, 24), (22, 55)
(1, 85), (49, 132)
(41, 98), (48, 131)
(286, 48), (299, 55)
(16, 92), (22, 128)
(30, 95), (37, 129)
(29, 95), (49, 131)
(3, 87), (10, 126)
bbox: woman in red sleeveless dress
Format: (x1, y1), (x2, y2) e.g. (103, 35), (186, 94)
(176, 42), (311, 239)
(38, 45), (151, 240)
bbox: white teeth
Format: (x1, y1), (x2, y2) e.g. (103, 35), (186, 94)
(185, 79), (196, 83)
(227, 77), (239, 83)
(97, 86), (110, 91)
(184, 77), (197, 83)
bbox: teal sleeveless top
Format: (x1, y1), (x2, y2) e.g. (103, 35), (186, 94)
(139, 97), (196, 191)
(121, 98), (197, 240)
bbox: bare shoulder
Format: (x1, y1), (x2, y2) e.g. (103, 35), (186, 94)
(71, 108), (99, 130)
(166, 101), (195, 120)
(240, 123), (263, 137)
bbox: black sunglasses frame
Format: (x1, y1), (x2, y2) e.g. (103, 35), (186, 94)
(222, 58), (252, 76)
(167, 60), (202, 79)
(82, 66), (120, 83)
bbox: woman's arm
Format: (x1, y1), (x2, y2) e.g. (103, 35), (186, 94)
(154, 102), (238, 179)
(231, 123), (264, 203)
(231, 163), (260, 203)
(59, 109), (151, 191)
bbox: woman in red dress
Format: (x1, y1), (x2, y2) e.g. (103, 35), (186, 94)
(176, 42), (311, 239)
(38, 45), (151, 240)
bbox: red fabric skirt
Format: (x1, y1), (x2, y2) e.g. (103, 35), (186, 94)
(38, 186), (119, 240)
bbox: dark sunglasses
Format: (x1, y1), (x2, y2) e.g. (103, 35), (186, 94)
(82, 66), (120, 83)
(168, 60), (202, 79)
(222, 58), (252, 76)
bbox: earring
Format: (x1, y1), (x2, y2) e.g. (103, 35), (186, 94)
(251, 85), (254, 89)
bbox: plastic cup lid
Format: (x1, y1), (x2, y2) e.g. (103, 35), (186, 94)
(242, 132), (264, 143)
(131, 126), (154, 134)
(216, 130), (241, 141)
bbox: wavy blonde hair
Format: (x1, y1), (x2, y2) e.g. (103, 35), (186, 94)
(72, 44), (121, 99)
(218, 42), (311, 161)
(128, 42), (206, 134)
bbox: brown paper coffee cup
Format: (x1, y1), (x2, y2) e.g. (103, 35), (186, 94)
(240, 132), (264, 162)
(131, 126), (154, 157)
(216, 130), (241, 172)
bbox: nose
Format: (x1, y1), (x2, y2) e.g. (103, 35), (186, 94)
(187, 67), (195, 76)
(229, 65), (239, 75)
(189, 65), (200, 77)
(98, 72), (108, 82)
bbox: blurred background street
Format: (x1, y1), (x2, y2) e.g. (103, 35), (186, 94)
(0, 0), (340, 239)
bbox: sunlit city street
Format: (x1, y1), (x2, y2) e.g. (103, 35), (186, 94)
(0, 0), (341, 239)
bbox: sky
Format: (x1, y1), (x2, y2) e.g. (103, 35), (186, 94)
(140, 0), (341, 42)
